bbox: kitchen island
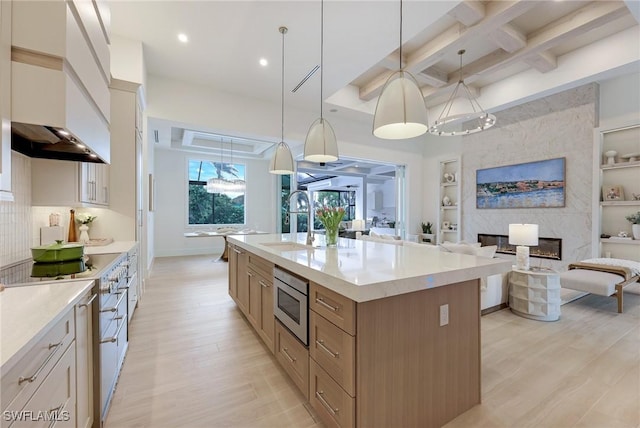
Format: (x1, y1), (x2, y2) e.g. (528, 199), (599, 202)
(227, 233), (511, 428)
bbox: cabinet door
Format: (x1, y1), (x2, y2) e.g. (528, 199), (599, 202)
(260, 276), (275, 353)
(236, 249), (249, 314)
(97, 163), (109, 205)
(247, 271), (261, 329)
(80, 163), (96, 203)
(228, 244), (238, 301)
(76, 291), (95, 428)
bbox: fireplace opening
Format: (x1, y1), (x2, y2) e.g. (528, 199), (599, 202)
(477, 233), (562, 260)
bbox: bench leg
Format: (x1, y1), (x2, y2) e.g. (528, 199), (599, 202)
(616, 284), (624, 313)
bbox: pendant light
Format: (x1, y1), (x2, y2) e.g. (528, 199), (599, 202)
(303, 0), (338, 163)
(429, 49), (496, 136)
(228, 138), (246, 192)
(372, 0), (428, 140)
(269, 26), (295, 175)
(205, 138), (230, 193)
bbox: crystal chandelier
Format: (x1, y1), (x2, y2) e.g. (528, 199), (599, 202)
(205, 139), (246, 193)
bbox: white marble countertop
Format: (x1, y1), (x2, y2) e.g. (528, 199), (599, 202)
(228, 233), (512, 302)
(0, 280), (95, 373)
(84, 240), (137, 255)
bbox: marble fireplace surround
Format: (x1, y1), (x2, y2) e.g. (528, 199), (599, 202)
(461, 83), (597, 271)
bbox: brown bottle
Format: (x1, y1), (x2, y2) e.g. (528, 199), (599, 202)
(68, 209), (77, 242)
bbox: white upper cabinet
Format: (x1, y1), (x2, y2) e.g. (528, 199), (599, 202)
(11, 0), (111, 163)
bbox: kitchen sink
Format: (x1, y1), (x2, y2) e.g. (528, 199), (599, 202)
(260, 242), (314, 251)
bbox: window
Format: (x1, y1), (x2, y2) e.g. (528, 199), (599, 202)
(312, 190), (355, 230)
(188, 159), (245, 225)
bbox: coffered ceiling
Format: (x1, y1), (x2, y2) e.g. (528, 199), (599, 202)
(109, 1), (639, 154)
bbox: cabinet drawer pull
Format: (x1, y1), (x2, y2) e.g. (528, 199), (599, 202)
(282, 347), (296, 363)
(248, 272), (254, 277)
(100, 316), (127, 343)
(316, 339), (339, 358)
(47, 402), (65, 428)
(259, 280), (269, 288)
(79, 293), (97, 307)
(315, 298), (338, 312)
(100, 292), (127, 312)
(316, 391), (339, 415)
(18, 342), (63, 385)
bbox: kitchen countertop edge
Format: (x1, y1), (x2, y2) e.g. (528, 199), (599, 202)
(0, 280), (95, 373)
(228, 233), (512, 303)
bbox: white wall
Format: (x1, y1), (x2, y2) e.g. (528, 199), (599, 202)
(146, 75), (426, 256)
(153, 148), (276, 257)
(599, 72), (640, 125)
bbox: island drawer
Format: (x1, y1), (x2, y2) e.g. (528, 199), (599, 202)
(248, 253), (274, 280)
(309, 310), (355, 397)
(309, 359), (355, 428)
(1, 308), (75, 413)
(310, 282), (356, 335)
(275, 320), (309, 400)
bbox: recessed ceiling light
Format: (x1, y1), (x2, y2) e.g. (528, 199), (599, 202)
(177, 33), (188, 43)
(259, 58), (268, 67)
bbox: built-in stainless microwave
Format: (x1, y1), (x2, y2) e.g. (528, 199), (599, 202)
(273, 267), (308, 345)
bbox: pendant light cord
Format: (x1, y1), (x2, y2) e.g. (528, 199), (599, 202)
(399, 0), (403, 70)
(280, 27), (287, 142)
(320, 0), (324, 120)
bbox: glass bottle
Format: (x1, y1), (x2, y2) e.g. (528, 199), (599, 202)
(68, 209), (77, 242)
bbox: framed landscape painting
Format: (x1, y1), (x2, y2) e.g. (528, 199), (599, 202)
(476, 158), (565, 209)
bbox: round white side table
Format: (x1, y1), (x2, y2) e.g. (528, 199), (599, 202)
(508, 268), (561, 321)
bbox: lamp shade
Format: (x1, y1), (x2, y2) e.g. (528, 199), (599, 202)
(269, 141), (294, 175)
(373, 70), (429, 140)
(352, 219), (365, 231)
(508, 224), (539, 246)
(304, 118), (338, 163)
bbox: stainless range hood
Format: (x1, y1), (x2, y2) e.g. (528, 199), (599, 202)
(11, 122), (106, 163)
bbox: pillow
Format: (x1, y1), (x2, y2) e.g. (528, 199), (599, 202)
(475, 245), (497, 258)
(380, 234), (401, 240)
(440, 242), (477, 255)
(369, 230), (381, 237)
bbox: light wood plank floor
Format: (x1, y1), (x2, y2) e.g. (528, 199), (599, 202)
(105, 255), (640, 428)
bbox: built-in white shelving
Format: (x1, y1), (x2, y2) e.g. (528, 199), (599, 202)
(594, 121), (640, 261)
(437, 157), (461, 244)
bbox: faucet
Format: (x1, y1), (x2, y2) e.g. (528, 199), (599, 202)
(287, 190), (314, 246)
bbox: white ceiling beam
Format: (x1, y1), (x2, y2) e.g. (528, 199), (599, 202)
(448, 1), (485, 26)
(523, 51), (557, 73)
(422, 1), (629, 100)
(379, 52), (401, 71)
(358, 1), (537, 101)
(416, 66), (448, 88)
(489, 24), (526, 53)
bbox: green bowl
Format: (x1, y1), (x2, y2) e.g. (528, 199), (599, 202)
(31, 242), (84, 262)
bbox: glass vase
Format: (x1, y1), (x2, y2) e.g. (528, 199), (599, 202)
(325, 226), (339, 247)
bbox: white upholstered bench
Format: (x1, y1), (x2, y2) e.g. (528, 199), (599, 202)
(560, 259), (640, 313)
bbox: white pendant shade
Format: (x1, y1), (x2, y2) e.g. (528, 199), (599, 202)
(269, 141), (294, 175)
(304, 118), (338, 163)
(373, 70), (429, 140)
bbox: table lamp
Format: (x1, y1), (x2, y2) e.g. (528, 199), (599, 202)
(509, 224), (539, 271)
(352, 219), (366, 238)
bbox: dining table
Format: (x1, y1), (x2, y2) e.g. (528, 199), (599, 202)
(184, 228), (269, 261)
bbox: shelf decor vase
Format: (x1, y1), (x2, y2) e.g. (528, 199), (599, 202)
(79, 224), (90, 244)
(633, 224), (640, 240)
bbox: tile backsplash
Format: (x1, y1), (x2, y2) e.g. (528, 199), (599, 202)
(0, 152), (32, 267)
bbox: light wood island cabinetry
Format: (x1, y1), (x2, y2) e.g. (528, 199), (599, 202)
(227, 236), (502, 428)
